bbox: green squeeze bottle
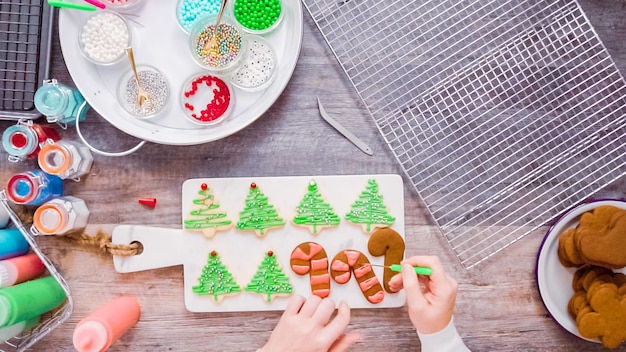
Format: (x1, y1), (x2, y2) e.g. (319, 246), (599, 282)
(0, 276), (66, 327)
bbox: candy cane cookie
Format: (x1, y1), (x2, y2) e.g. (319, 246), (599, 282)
(368, 228), (405, 293)
(290, 242), (330, 298)
(330, 250), (384, 304)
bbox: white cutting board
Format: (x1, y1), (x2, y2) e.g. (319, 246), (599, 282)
(112, 174), (405, 312)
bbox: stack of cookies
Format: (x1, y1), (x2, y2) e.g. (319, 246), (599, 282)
(557, 205), (626, 348)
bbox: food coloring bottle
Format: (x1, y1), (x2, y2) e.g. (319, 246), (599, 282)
(0, 229), (29, 260)
(0, 203), (9, 229)
(0, 276), (66, 327)
(73, 296), (141, 352)
(1, 121), (60, 162)
(0, 253), (46, 288)
(38, 140), (94, 181)
(0, 316), (39, 344)
(32, 196), (90, 236)
(6, 170), (64, 206)
(34, 79), (89, 125)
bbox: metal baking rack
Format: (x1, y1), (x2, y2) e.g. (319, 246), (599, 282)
(0, 0), (54, 120)
(0, 191), (73, 352)
(301, 0), (626, 268)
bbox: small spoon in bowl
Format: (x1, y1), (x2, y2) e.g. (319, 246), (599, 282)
(125, 47), (152, 111)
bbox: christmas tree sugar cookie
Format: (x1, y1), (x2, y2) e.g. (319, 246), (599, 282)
(236, 182), (285, 237)
(184, 183), (233, 238)
(292, 180), (340, 234)
(245, 250), (293, 302)
(345, 179), (395, 233)
(192, 250), (242, 303)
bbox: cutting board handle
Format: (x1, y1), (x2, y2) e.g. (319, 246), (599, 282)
(112, 225), (186, 273)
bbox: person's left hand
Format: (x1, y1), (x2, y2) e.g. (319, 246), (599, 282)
(258, 294), (360, 352)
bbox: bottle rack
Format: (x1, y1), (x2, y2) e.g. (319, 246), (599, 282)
(0, 190), (73, 352)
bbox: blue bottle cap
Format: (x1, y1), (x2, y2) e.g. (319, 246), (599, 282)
(1, 125), (39, 158)
(34, 83), (69, 118)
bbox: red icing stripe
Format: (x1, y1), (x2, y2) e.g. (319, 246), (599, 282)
(310, 273), (330, 286)
(359, 276), (380, 292)
(291, 247), (311, 261)
(334, 272), (351, 284)
(353, 263), (372, 278)
(368, 290), (384, 304)
(291, 265), (310, 275)
(311, 258), (328, 271)
(331, 260), (350, 271)
(312, 289), (330, 298)
(344, 250), (361, 266)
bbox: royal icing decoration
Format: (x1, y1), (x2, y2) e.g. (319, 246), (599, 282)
(345, 179), (395, 233)
(245, 250), (293, 302)
(184, 183), (233, 238)
(292, 180), (340, 234)
(236, 182), (285, 237)
(290, 242), (331, 298)
(193, 251), (242, 302)
(330, 250), (384, 304)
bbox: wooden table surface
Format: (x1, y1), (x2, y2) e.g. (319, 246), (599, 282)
(3, 1), (626, 351)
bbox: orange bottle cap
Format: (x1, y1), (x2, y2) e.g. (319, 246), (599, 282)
(33, 203), (66, 235)
(38, 142), (71, 175)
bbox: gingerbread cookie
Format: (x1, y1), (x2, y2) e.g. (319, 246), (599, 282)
(345, 179), (395, 233)
(192, 251), (241, 303)
(290, 242), (330, 298)
(368, 228), (405, 293)
(577, 283), (626, 349)
(184, 183), (233, 238)
(330, 250), (384, 304)
(245, 250), (293, 302)
(236, 183), (285, 237)
(576, 207), (626, 269)
(292, 180), (340, 234)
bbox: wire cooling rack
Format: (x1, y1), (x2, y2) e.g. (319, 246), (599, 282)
(0, 0), (53, 120)
(302, 0), (626, 268)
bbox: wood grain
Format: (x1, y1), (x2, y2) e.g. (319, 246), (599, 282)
(2, 1), (626, 351)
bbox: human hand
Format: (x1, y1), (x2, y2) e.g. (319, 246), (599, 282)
(388, 255), (458, 334)
(259, 294), (360, 352)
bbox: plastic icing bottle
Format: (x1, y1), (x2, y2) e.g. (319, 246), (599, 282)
(73, 296), (141, 352)
(0, 203), (9, 229)
(0, 316), (40, 343)
(32, 196), (90, 236)
(1, 121), (60, 162)
(0, 229), (29, 261)
(6, 170), (64, 206)
(0, 253), (46, 288)
(38, 140), (94, 181)
(0, 276), (66, 327)
(34, 79), (89, 125)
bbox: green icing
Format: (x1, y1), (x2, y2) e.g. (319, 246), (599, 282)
(245, 251), (293, 302)
(345, 179), (396, 232)
(184, 184), (232, 232)
(236, 183), (285, 236)
(292, 180), (340, 234)
(193, 251), (242, 302)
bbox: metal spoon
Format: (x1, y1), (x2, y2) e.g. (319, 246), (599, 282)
(204, 0), (228, 55)
(125, 47), (152, 111)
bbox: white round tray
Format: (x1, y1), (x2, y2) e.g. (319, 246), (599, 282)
(58, 1), (303, 145)
(536, 199), (626, 344)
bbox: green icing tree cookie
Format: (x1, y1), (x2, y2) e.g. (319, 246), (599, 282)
(292, 180), (340, 234)
(236, 182), (285, 237)
(192, 250), (242, 303)
(245, 250), (293, 302)
(184, 183), (233, 238)
(345, 179), (395, 233)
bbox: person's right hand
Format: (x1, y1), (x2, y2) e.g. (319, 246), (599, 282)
(388, 255), (458, 334)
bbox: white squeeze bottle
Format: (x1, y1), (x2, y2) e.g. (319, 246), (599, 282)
(32, 196), (90, 236)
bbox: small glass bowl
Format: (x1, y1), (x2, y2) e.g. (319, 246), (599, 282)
(230, 35), (277, 92)
(101, 0), (145, 12)
(188, 13), (247, 74)
(117, 65), (170, 120)
(79, 11), (132, 65)
(180, 72), (235, 126)
(232, 0), (284, 36)
(176, 0), (222, 34)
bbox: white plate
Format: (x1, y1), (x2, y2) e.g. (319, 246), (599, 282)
(58, 1), (303, 145)
(113, 174), (406, 312)
(536, 199), (626, 344)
